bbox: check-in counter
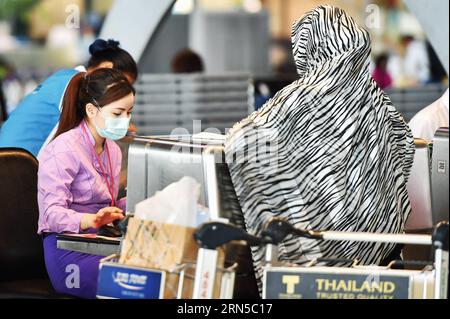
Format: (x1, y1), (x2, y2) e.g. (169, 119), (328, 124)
(404, 128), (449, 263)
(55, 128), (448, 298)
(125, 135), (257, 298)
(58, 134), (258, 298)
(406, 138), (433, 231)
(406, 127), (449, 231)
(431, 127), (449, 224)
(126, 135), (245, 227)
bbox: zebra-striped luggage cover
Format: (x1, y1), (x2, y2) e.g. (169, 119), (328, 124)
(224, 5), (415, 292)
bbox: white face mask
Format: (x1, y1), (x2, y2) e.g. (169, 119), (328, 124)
(93, 108), (130, 140)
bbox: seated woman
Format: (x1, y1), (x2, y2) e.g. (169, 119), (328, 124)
(224, 5), (415, 291)
(37, 68), (135, 298)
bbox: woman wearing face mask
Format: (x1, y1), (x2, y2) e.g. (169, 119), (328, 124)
(37, 68), (135, 299)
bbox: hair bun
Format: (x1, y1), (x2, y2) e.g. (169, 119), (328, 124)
(89, 39), (121, 55)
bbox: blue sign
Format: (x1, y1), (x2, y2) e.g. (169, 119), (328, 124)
(97, 263), (165, 299)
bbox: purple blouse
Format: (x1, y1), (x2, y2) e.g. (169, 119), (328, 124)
(37, 120), (126, 234)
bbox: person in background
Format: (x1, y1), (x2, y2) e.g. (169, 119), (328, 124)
(0, 57), (21, 115)
(0, 58), (7, 122)
(402, 35), (430, 85)
(171, 48), (204, 73)
(0, 39), (137, 157)
(37, 68), (135, 299)
(387, 35), (431, 87)
(372, 53), (393, 90)
(0, 77), (6, 123)
(254, 82), (272, 110)
(426, 41), (448, 84)
(408, 88), (449, 141)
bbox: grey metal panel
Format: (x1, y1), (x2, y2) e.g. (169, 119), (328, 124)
(134, 104), (248, 115)
(126, 141), (150, 213)
(189, 11), (270, 76)
(99, 0), (176, 62)
(133, 115), (180, 123)
(125, 136), (245, 227)
(136, 92), (249, 103)
(135, 81), (250, 92)
(57, 240), (119, 257)
(405, 139), (433, 230)
(385, 84), (447, 121)
(137, 127), (178, 136)
(138, 14), (190, 74)
(145, 140), (206, 205)
(139, 73), (251, 83)
(431, 127), (449, 224)
(126, 136), (213, 212)
(132, 73), (252, 136)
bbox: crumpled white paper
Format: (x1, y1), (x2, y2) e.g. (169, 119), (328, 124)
(134, 176), (202, 228)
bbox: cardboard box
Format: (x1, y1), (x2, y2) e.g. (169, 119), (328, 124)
(112, 217), (227, 298)
(119, 217), (199, 271)
(97, 253), (227, 299)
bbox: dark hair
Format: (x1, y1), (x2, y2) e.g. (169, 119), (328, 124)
(401, 35), (414, 44)
(54, 68), (135, 140)
(87, 39), (138, 82)
(375, 53), (389, 67)
(171, 48), (204, 73)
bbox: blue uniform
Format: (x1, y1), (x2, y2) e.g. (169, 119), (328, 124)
(0, 69), (79, 157)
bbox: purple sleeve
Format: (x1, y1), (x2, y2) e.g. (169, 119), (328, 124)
(117, 197), (127, 212)
(38, 145), (83, 234)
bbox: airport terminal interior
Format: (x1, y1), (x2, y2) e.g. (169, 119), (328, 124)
(0, 0), (448, 300)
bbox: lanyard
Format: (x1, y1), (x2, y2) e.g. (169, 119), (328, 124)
(81, 121), (116, 207)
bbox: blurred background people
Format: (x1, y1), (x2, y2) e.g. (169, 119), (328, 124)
(0, 39), (137, 157)
(0, 0), (448, 133)
(0, 77), (5, 123)
(372, 53), (393, 89)
(171, 48), (204, 73)
(402, 35), (430, 85)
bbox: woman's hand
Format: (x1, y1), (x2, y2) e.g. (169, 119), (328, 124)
(128, 122), (137, 134)
(80, 207), (125, 230)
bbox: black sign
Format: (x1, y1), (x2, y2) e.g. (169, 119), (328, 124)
(264, 270), (410, 299)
